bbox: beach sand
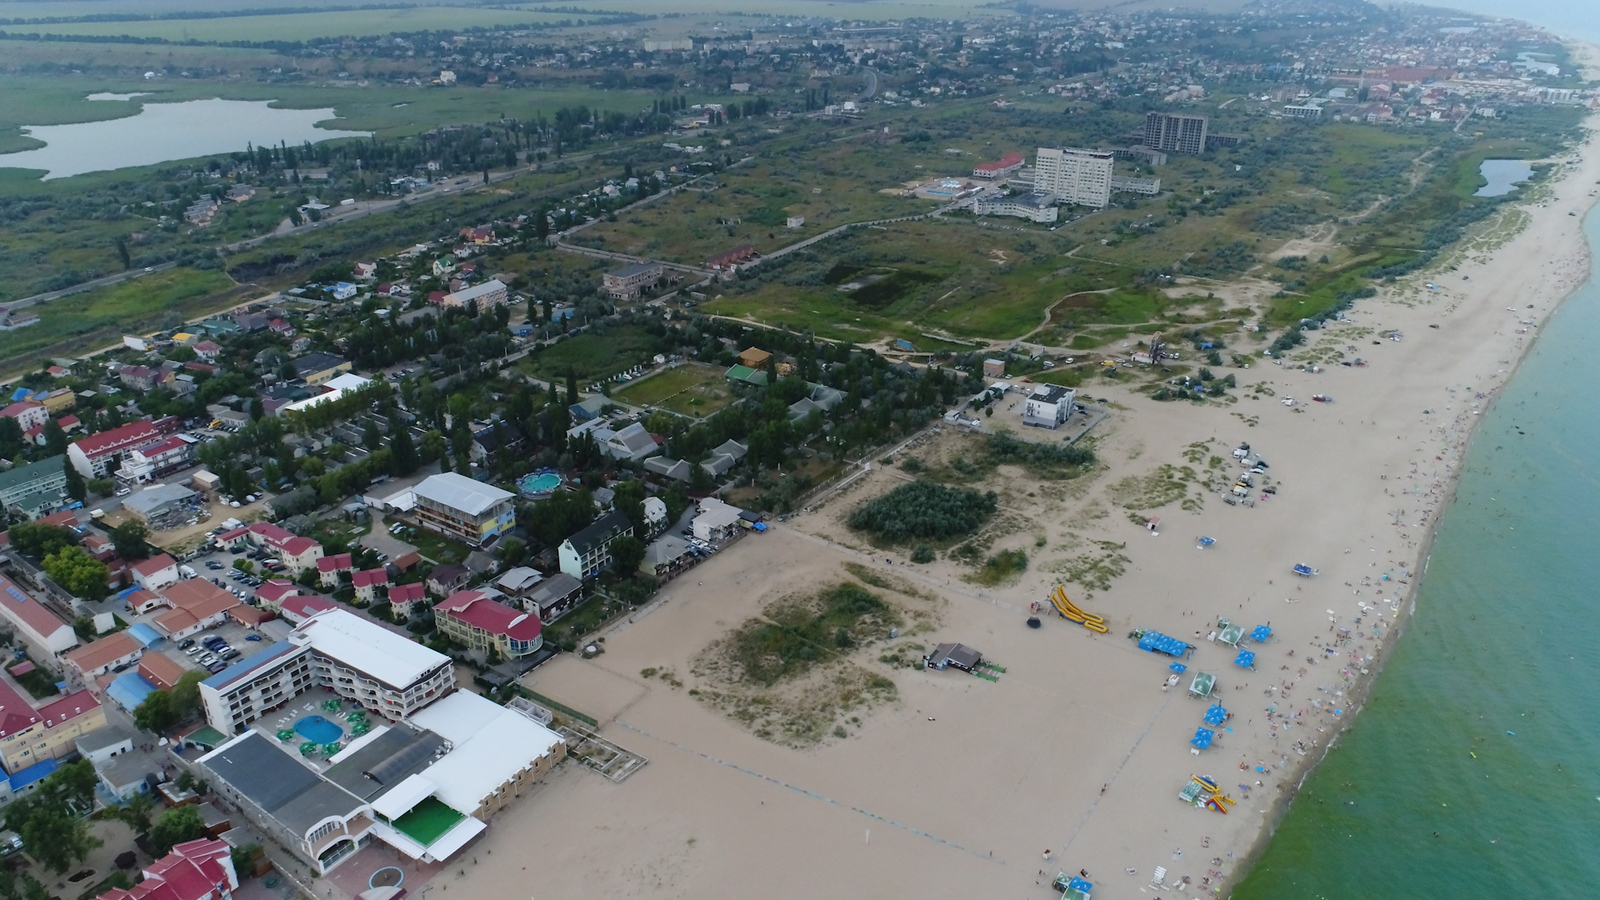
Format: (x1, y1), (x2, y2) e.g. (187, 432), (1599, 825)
(387, 113), (1600, 900)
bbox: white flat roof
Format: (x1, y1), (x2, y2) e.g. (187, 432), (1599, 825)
(281, 374), (373, 414)
(372, 773), (439, 820)
(292, 609), (448, 689)
(411, 472), (513, 517)
(407, 692), (563, 813)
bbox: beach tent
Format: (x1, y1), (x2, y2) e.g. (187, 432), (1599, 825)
(1234, 650), (1256, 669)
(1217, 623), (1244, 647)
(1188, 672), (1216, 698)
(1250, 625), (1272, 643)
(1137, 631), (1191, 657)
(1169, 662), (1186, 673)
(1190, 728), (1215, 750)
(1204, 704), (1228, 726)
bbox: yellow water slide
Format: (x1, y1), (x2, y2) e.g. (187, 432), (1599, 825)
(1049, 586), (1108, 633)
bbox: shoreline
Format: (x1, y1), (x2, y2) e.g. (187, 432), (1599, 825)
(1225, 44), (1600, 888)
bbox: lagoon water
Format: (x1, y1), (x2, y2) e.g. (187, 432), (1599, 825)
(1234, 210), (1600, 896)
(0, 97), (368, 179)
(1474, 159), (1533, 197)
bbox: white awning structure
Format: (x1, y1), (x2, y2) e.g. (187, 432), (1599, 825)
(371, 773), (438, 821)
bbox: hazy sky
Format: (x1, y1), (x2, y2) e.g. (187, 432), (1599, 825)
(1430, 0), (1600, 45)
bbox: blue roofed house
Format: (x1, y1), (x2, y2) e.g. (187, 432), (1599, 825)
(106, 670), (159, 713)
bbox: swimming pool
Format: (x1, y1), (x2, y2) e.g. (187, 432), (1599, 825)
(294, 715), (343, 744)
(519, 470), (563, 497)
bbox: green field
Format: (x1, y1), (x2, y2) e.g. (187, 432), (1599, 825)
(5, 7), (586, 42)
(521, 323), (669, 383)
(571, 154), (936, 267)
(611, 362), (736, 418)
(0, 267), (242, 377)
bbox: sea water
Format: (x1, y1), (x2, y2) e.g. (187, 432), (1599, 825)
(1233, 210), (1600, 896)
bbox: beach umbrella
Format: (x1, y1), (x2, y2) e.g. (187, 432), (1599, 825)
(1204, 704), (1228, 725)
(1250, 625), (1271, 643)
(1234, 650), (1256, 669)
(1169, 662), (1187, 673)
(299, 742), (318, 757)
(276, 729), (295, 742)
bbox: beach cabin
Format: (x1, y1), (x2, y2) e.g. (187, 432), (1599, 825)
(924, 643), (982, 673)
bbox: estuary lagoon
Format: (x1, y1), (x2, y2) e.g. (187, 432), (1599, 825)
(0, 97), (368, 180)
(1474, 158), (1534, 197)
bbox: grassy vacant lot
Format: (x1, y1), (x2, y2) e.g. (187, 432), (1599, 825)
(572, 160), (933, 267)
(0, 267), (241, 377)
(5, 7), (584, 42)
(702, 218), (1202, 345)
(611, 362), (734, 418)
(521, 323), (668, 383)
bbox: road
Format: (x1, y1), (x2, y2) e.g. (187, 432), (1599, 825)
(1, 261), (177, 311)
(861, 66), (879, 100)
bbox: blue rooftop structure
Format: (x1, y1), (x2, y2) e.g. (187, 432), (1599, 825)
(1204, 704), (1228, 726)
(1251, 625), (1272, 643)
(8, 758), (58, 792)
(106, 671), (157, 712)
(202, 641), (293, 691)
(1137, 632), (1191, 657)
(1169, 662), (1186, 673)
(9, 387), (32, 403)
(126, 623), (162, 648)
(1235, 650), (1256, 669)
(1190, 728), (1214, 750)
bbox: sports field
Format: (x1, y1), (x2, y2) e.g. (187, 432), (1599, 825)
(611, 362), (736, 418)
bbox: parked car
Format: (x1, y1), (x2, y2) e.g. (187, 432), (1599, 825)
(219, 648), (240, 661)
(206, 561), (224, 570)
(206, 661), (228, 673)
(183, 645), (202, 657)
(197, 653), (217, 666)
(245, 634), (263, 642)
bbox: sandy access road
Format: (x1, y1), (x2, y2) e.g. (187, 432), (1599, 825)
(392, 113), (1600, 900)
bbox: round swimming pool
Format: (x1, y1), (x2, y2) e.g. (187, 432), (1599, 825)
(294, 715), (343, 744)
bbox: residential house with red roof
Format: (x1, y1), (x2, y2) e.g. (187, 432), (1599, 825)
(316, 553), (354, 588)
(116, 436), (195, 484)
(193, 340), (221, 362)
(254, 579), (301, 610)
(0, 681), (106, 772)
(68, 418), (162, 478)
(279, 594), (338, 625)
(972, 151), (1025, 179)
(131, 554), (180, 592)
(435, 590), (544, 659)
(0, 401), (48, 433)
(387, 582), (425, 619)
(95, 838), (238, 900)
(64, 631), (143, 689)
(0, 572), (78, 655)
(216, 522), (324, 577)
(350, 568), (388, 604)
(152, 580), (239, 640)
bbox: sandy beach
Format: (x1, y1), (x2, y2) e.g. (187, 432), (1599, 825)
(392, 89), (1600, 900)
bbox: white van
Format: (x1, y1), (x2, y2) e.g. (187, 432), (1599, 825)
(179, 565), (198, 579)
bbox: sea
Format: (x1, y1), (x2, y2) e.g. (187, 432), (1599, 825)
(1232, 180), (1600, 896)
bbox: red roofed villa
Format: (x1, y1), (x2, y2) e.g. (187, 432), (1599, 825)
(95, 837), (237, 900)
(435, 590), (543, 659)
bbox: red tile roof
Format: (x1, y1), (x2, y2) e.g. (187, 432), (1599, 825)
(255, 580), (299, 605)
(281, 595), (338, 623)
(71, 419), (159, 459)
(132, 554), (177, 577)
(351, 568), (388, 589)
(316, 553), (353, 573)
(0, 677), (40, 739)
(438, 590), (542, 642)
(388, 583), (425, 604)
(0, 572), (72, 642)
(279, 536), (319, 557)
(100, 837), (236, 900)
(0, 401), (41, 419)
(38, 690), (99, 728)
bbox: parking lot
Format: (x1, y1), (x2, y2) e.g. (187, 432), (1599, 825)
(171, 619), (271, 676)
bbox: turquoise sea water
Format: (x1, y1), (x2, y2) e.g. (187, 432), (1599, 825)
(1233, 211), (1600, 896)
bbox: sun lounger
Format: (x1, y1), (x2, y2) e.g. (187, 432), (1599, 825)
(1151, 866), (1168, 889)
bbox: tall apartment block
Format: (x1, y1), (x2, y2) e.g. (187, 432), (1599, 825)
(1033, 148), (1115, 209)
(1144, 112), (1209, 155)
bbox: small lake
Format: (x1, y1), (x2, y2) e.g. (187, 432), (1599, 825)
(1474, 158), (1533, 197)
(0, 97), (369, 180)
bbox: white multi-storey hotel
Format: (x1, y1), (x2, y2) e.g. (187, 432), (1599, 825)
(1033, 147), (1115, 209)
(200, 608), (454, 734)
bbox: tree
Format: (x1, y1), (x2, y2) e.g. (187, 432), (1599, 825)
(63, 459), (86, 503)
(528, 487), (594, 547)
(133, 689), (179, 734)
(42, 420), (67, 457)
(609, 535), (645, 577)
(148, 805), (206, 857)
(389, 417), (417, 475)
(113, 791), (155, 834)
(111, 520), (152, 560)
(7, 522), (76, 558)
(42, 547), (110, 601)
(0, 417), (22, 459)
(565, 369), (579, 406)
(250, 397), (265, 421)
(114, 237), (131, 271)
(4, 774), (100, 874)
